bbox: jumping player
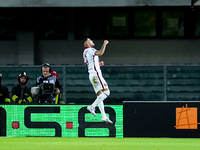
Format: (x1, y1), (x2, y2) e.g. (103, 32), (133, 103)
(82, 38), (113, 124)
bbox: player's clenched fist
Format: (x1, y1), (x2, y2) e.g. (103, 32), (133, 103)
(104, 40), (109, 45)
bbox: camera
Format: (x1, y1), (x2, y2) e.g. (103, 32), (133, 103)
(31, 83), (56, 104)
(41, 83), (55, 95)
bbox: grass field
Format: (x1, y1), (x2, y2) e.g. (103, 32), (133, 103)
(0, 137), (200, 150)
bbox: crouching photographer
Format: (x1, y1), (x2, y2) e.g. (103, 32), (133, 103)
(32, 63), (62, 104)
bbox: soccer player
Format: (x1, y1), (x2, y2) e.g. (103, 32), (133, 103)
(82, 38), (113, 124)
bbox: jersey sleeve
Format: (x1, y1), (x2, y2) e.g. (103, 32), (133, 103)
(88, 48), (96, 56)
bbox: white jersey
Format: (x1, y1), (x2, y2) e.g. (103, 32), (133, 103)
(83, 47), (108, 93)
(83, 47), (101, 74)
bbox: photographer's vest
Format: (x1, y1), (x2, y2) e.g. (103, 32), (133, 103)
(37, 75), (57, 85)
(42, 75), (56, 84)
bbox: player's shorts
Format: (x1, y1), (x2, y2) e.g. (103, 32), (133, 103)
(89, 72), (108, 94)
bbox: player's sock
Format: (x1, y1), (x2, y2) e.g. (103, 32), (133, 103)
(91, 90), (110, 107)
(91, 93), (106, 107)
(98, 101), (107, 119)
(91, 92), (107, 107)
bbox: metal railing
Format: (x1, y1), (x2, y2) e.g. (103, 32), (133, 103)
(0, 64), (200, 104)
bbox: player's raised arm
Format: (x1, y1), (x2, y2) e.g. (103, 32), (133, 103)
(95, 40), (109, 56)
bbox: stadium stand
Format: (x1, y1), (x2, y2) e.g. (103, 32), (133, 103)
(0, 65), (200, 104)
(0, 66), (40, 89)
(65, 65), (164, 104)
(167, 66), (200, 101)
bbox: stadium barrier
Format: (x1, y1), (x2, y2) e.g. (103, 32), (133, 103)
(123, 101), (200, 138)
(1, 101), (200, 138)
(1, 64), (200, 104)
(0, 105), (123, 137)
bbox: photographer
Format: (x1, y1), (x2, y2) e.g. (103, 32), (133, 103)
(34, 63), (62, 104)
(12, 72), (32, 104)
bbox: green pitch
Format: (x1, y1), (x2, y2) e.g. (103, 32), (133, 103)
(0, 137), (200, 150)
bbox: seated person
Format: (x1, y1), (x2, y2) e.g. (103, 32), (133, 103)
(33, 63), (62, 104)
(0, 73), (11, 104)
(12, 72), (32, 104)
